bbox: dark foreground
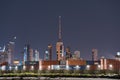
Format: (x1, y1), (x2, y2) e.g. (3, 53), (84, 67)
(0, 77), (119, 80)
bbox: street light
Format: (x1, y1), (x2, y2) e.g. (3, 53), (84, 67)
(31, 66), (34, 70)
(48, 65), (50, 70)
(23, 66), (26, 70)
(76, 65), (80, 70)
(109, 64), (113, 70)
(9, 66), (12, 71)
(15, 66), (18, 71)
(97, 65), (101, 70)
(1, 66), (6, 71)
(86, 65), (90, 70)
(66, 65), (69, 70)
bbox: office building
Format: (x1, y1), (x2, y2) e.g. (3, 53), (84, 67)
(92, 49), (98, 61)
(66, 47), (71, 60)
(48, 44), (52, 61)
(34, 50), (39, 61)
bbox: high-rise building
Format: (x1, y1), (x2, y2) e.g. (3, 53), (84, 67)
(66, 47), (71, 60)
(92, 49), (98, 61)
(24, 44), (34, 61)
(23, 46), (27, 62)
(74, 50), (80, 59)
(0, 48), (8, 64)
(44, 50), (49, 60)
(34, 50), (39, 61)
(48, 44), (52, 61)
(29, 48), (33, 61)
(7, 42), (15, 65)
(25, 44), (30, 61)
(56, 16), (64, 61)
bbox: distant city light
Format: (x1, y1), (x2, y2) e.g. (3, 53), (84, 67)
(74, 65), (80, 70)
(97, 65), (101, 70)
(51, 65), (53, 70)
(23, 66), (26, 70)
(14, 36), (16, 39)
(31, 66), (34, 70)
(109, 64), (113, 70)
(66, 65), (69, 70)
(1, 66), (6, 71)
(86, 65), (90, 70)
(57, 65), (60, 70)
(45, 51), (48, 53)
(9, 66), (12, 70)
(48, 65), (50, 70)
(15, 66), (18, 70)
(117, 52), (120, 56)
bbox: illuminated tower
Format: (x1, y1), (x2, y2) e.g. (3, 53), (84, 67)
(25, 44), (33, 61)
(44, 50), (49, 60)
(23, 46), (27, 62)
(92, 49), (98, 61)
(7, 41), (15, 65)
(29, 48), (33, 61)
(26, 44), (30, 61)
(56, 16), (64, 61)
(34, 50), (39, 61)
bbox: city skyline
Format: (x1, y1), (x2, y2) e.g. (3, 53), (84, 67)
(0, 0), (120, 60)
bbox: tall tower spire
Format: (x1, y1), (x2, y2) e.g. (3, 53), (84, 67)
(58, 16), (62, 41)
(56, 16), (64, 61)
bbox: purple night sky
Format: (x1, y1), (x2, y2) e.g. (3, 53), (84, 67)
(0, 0), (120, 60)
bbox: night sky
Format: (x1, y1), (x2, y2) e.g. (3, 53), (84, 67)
(0, 0), (120, 60)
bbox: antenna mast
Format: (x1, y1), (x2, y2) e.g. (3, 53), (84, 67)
(59, 16), (62, 41)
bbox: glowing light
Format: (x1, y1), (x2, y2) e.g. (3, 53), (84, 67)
(66, 65), (69, 70)
(39, 60), (42, 70)
(31, 66), (34, 70)
(15, 66), (18, 70)
(74, 65), (80, 70)
(104, 59), (107, 70)
(51, 65), (53, 70)
(23, 66), (26, 70)
(97, 65), (101, 70)
(100, 59), (103, 70)
(48, 65), (50, 70)
(109, 64), (113, 70)
(117, 52), (120, 56)
(86, 65), (90, 70)
(1, 66), (6, 71)
(14, 36), (16, 39)
(45, 51), (48, 53)
(57, 65), (60, 70)
(9, 66), (12, 70)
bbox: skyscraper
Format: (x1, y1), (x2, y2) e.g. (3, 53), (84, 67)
(56, 16), (64, 61)
(44, 50), (49, 60)
(48, 44), (52, 61)
(92, 49), (98, 61)
(23, 46), (27, 62)
(74, 50), (80, 59)
(29, 48), (33, 61)
(34, 50), (39, 61)
(7, 42), (15, 65)
(66, 47), (71, 60)
(24, 44), (34, 61)
(25, 44), (30, 61)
